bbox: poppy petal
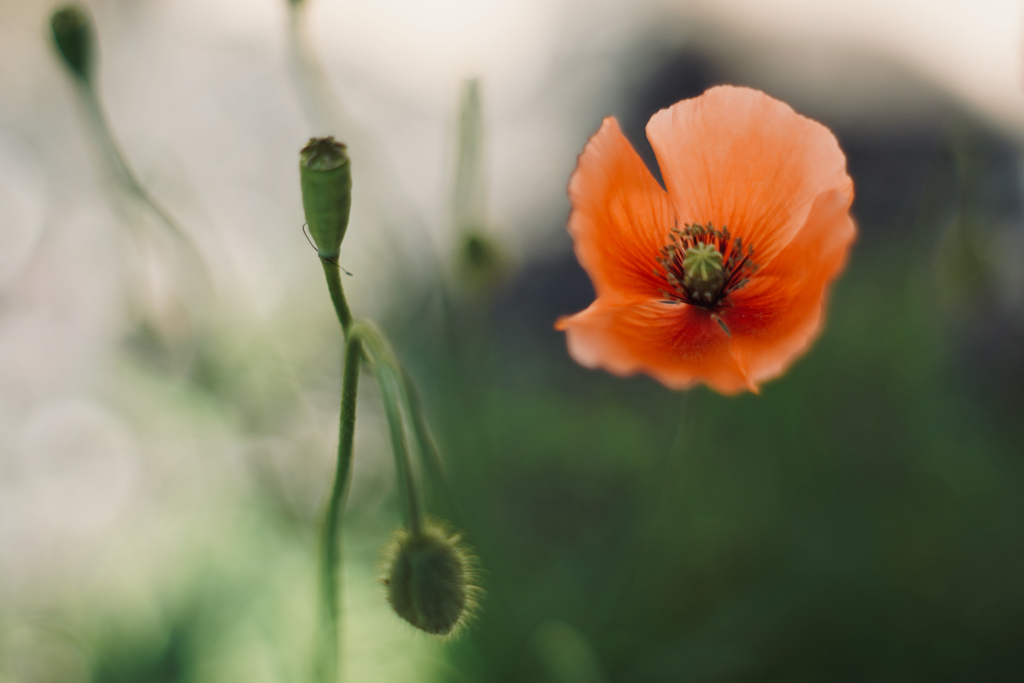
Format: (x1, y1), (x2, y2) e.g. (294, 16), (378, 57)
(646, 86), (849, 267)
(721, 185), (856, 387)
(556, 298), (752, 394)
(568, 117), (676, 300)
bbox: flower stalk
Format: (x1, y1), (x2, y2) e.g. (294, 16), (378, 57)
(302, 136), (478, 682)
(347, 323), (422, 537)
(321, 260), (353, 334)
(303, 135), (356, 683)
(50, 4), (197, 249)
(319, 333), (360, 683)
(399, 368), (458, 518)
(50, 3), (214, 370)
(453, 78), (501, 286)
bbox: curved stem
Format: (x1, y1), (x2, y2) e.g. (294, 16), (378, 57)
(321, 258), (353, 335)
(399, 368), (455, 519)
(77, 81), (204, 261)
(349, 322), (422, 536)
(316, 273), (426, 683)
(320, 333), (362, 683)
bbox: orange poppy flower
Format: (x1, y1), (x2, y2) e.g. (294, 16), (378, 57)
(555, 86), (855, 394)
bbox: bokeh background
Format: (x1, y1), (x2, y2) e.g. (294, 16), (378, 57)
(2, 0), (1024, 681)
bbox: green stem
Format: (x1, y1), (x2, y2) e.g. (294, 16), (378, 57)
(77, 80), (200, 253)
(320, 334), (361, 683)
(318, 253), (357, 683)
(321, 258), (353, 335)
(316, 210), (444, 527)
(399, 368), (454, 518)
(349, 322), (422, 536)
(316, 268), (424, 683)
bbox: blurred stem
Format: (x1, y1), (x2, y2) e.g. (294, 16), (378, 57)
(321, 259), (353, 335)
(321, 334), (361, 683)
(69, 72), (216, 372)
(75, 79), (204, 268)
(320, 250), (423, 533)
(900, 120), (959, 293)
(286, 0), (340, 135)
(454, 78), (486, 237)
(349, 322), (423, 537)
(400, 368), (455, 518)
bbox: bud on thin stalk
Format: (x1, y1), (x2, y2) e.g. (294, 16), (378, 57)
(452, 78), (502, 286)
(301, 137), (352, 261)
(382, 521), (480, 637)
(50, 4), (94, 84)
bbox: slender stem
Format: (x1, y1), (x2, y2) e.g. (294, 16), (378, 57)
(286, 0), (344, 136)
(349, 322), (422, 536)
(320, 334), (361, 683)
(321, 258), (353, 335)
(399, 368), (454, 518)
(78, 81), (201, 253)
(454, 78), (486, 239)
(316, 266), (425, 683)
(381, 367), (422, 537)
(69, 79), (219, 356)
(318, 234), (451, 522)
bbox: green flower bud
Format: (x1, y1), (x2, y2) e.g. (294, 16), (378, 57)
(50, 4), (94, 84)
(300, 137), (352, 260)
(382, 522), (480, 637)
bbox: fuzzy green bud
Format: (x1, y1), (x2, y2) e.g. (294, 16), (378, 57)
(50, 4), (94, 84)
(382, 523), (479, 637)
(300, 137), (352, 260)
(683, 242), (725, 303)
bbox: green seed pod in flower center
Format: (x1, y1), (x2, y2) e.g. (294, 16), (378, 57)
(51, 4), (94, 84)
(382, 523), (479, 637)
(683, 242), (725, 303)
(300, 137), (352, 260)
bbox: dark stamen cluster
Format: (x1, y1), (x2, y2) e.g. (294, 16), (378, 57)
(655, 222), (759, 309)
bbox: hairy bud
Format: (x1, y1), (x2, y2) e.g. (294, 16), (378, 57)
(382, 522), (480, 637)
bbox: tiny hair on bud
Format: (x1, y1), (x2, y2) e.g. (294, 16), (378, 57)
(381, 520), (481, 637)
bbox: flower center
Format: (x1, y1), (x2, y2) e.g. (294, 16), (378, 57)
(656, 223), (760, 309)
